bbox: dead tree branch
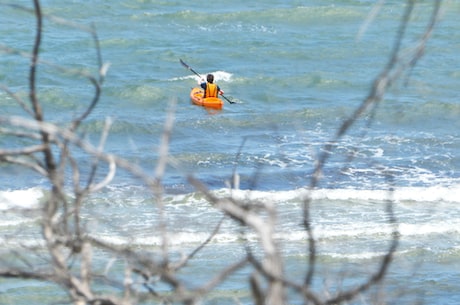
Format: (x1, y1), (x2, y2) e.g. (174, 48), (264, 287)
(301, 0), (442, 302)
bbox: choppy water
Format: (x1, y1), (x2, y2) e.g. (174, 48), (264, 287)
(1, 1), (460, 304)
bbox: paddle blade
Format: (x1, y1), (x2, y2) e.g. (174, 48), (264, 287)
(180, 58), (190, 70)
(179, 58), (201, 78)
(222, 94), (235, 104)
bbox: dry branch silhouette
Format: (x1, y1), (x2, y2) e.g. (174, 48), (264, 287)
(0, 1), (443, 304)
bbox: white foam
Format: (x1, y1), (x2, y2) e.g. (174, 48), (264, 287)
(0, 188), (43, 210)
(210, 70), (233, 82)
(211, 184), (460, 205)
(399, 221), (460, 236)
(169, 70), (233, 83)
(92, 231), (242, 247)
(326, 251), (388, 260)
(306, 185), (460, 203)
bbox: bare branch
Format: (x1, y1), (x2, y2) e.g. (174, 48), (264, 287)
(172, 216), (225, 271)
(0, 144), (46, 156)
(0, 84), (34, 116)
(187, 175), (285, 304)
(0, 1), (445, 304)
(0, 155), (47, 176)
(302, 0), (442, 291)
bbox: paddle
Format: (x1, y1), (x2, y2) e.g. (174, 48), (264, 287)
(180, 59), (235, 104)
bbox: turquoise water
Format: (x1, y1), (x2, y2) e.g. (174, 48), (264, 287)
(1, 1), (460, 304)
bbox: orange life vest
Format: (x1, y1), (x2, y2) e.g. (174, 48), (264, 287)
(204, 83), (218, 98)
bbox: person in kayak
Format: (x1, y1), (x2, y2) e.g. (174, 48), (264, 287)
(200, 74), (224, 98)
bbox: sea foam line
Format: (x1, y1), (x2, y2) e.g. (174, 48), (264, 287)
(0, 188), (43, 210)
(211, 184), (460, 204)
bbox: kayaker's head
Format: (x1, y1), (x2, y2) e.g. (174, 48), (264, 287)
(207, 74), (214, 83)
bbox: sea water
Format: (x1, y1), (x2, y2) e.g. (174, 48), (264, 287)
(1, 1), (460, 304)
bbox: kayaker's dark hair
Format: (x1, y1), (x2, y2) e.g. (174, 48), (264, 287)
(207, 74), (214, 83)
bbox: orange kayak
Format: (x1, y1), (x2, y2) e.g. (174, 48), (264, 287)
(190, 87), (224, 110)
